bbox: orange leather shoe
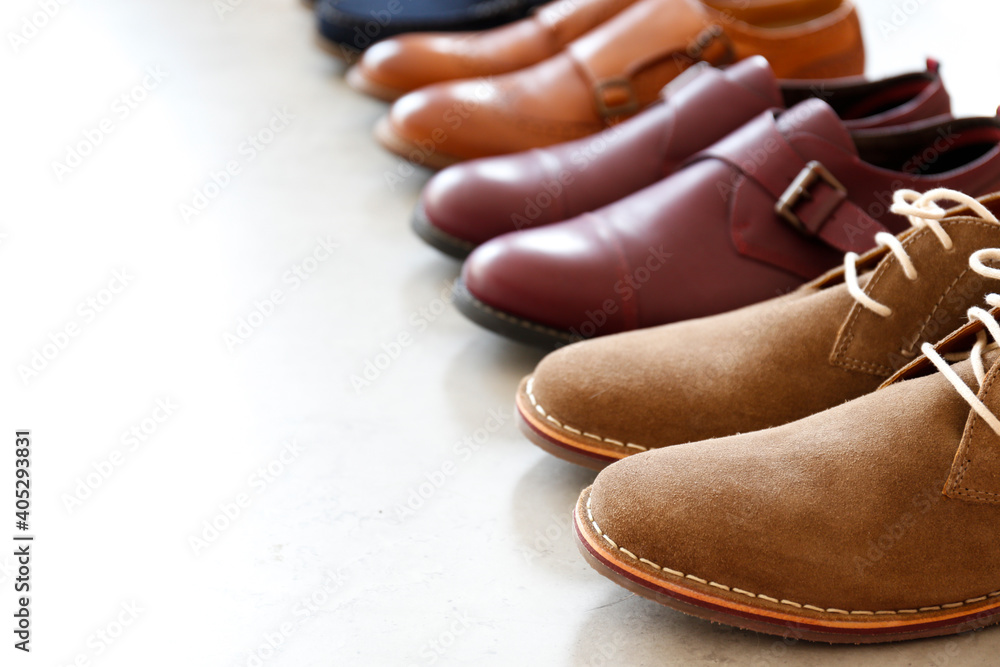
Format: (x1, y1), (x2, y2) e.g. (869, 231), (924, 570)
(375, 0), (865, 168)
(347, 0), (640, 102)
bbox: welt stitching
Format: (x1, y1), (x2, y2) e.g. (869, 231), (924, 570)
(584, 494), (1000, 616)
(525, 377), (649, 452)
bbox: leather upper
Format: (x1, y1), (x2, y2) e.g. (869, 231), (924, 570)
(462, 101), (1000, 339)
(421, 57), (784, 246)
(420, 57), (951, 250)
(352, 0), (639, 97)
(382, 0), (865, 163)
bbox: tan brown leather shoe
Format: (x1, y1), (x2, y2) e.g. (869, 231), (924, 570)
(376, 0), (865, 167)
(519, 190), (1000, 469)
(577, 256), (1000, 642)
(348, 0), (640, 102)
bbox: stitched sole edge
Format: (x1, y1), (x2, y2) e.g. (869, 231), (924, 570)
(453, 279), (580, 349)
(345, 66), (409, 103)
(411, 200), (476, 260)
(373, 116), (463, 171)
(516, 385), (620, 471)
(575, 487), (1000, 644)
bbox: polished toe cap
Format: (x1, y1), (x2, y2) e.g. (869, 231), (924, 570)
(462, 218), (634, 336)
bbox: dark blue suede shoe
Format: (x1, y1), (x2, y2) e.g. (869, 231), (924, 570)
(315, 0), (548, 61)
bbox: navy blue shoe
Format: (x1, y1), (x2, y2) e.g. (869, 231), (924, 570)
(315, 0), (548, 61)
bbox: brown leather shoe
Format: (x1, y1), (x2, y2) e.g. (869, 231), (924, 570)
(577, 239), (1000, 641)
(415, 57), (950, 258)
(375, 0), (865, 168)
(456, 102), (1000, 347)
(347, 0), (640, 102)
(517, 190), (1000, 469)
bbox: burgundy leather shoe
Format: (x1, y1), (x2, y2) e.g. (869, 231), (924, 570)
(455, 99), (1000, 347)
(415, 57), (951, 259)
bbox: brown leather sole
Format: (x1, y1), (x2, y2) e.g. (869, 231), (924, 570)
(575, 487), (1000, 643)
(411, 200), (475, 259)
(373, 116), (463, 170)
(516, 381), (622, 471)
(346, 66), (408, 103)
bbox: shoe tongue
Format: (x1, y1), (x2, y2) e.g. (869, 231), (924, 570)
(777, 99), (858, 157)
(724, 56), (782, 107)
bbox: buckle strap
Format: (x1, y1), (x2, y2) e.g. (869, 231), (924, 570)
(567, 0), (736, 122)
(775, 161), (848, 233)
(589, 29), (736, 121)
(593, 78), (641, 119)
(688, 112), (890, 253)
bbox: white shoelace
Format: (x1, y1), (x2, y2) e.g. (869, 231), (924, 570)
(844, 188), (999, 317)
(923, 253), (1000, 437)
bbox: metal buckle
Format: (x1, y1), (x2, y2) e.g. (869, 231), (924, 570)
(775, 161), (848, 232)
(594, 79), (640, 119)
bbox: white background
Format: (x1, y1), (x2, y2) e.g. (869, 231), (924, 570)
(2, 0), (999, 665)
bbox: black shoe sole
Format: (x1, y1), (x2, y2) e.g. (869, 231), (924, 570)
(453, 279), (582, 349)
(411, 201), (476, 260)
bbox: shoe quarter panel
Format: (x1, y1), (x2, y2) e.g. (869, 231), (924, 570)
(945, 359), (1000, 503)
(831, 219), (1000, 378)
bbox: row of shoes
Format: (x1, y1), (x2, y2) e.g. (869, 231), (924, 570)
(311, 0), (1000, 644)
